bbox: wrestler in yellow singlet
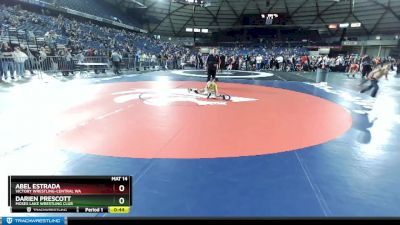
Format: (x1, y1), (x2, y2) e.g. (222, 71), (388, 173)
(205, 79), (218, 97)
(189, 78), (220, 98)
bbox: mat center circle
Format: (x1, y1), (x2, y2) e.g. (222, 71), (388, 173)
(54, 81), (352, 159)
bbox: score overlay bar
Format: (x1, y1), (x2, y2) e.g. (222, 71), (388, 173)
(8, 176), (132, 213)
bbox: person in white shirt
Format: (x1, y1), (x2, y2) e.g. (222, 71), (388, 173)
(256, 54), (263, 71)
(276, 56), (284, 71)
(151, 54), (157, 68)
(13, 46), (28, 78)
(239, 56), (244, 70)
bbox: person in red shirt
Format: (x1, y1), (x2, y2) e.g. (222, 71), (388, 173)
(347, 63), (359, 78)
(301, 55), (307, 65)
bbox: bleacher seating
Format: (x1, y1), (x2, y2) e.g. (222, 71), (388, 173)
(0, 4), (188, 56)
(218, 46), (309, 57)
(41, 0), (141, 28)
(0, 3), (336, 74)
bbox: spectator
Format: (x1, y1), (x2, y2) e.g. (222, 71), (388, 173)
(276, 55), (284, 71)
(111, 50), (122, 75)
(21, 44), (37, 76)
(256, 54), (263, 71)
(1, 42), (15, 80)
(38, 47), (48, 71)
(13, 46), (28, 78)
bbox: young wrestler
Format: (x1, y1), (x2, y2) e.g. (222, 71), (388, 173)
(188, 78), (219, 98)
(347, 63), (359, 78)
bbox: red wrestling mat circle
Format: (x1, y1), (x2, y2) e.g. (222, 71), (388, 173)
(53, 81), (352, 159)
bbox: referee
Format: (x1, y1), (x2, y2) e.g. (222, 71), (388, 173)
(206, 48), (218, 82)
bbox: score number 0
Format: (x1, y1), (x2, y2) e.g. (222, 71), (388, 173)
(118, 184), (125, 205)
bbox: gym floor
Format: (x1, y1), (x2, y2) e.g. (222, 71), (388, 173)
(1, 69), (400, 217)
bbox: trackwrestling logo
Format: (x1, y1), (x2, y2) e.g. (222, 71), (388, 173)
(112, 88), (258, 106)
(2, 217), (64, 225)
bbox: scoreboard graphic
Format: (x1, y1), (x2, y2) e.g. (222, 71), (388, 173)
(8, 176), (132, 214)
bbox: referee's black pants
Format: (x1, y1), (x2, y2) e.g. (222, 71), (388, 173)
(207, 68), (216, 81)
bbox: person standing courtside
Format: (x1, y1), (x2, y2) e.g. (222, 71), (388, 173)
(360, 63), (390, 98)
(219, 54), (226, 73)
(360, 55), (372, 85)
(206, 49), (218, 82)
(1, 42), (15, 80)
(111, 50), (122, 75)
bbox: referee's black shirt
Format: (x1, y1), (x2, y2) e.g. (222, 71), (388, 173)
(207, 54), (218, 70)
